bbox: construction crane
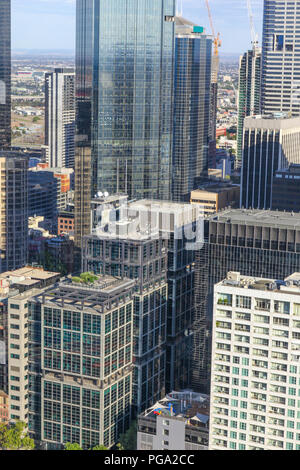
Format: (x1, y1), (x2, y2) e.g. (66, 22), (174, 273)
(205, 0), (222, 57)
(247, 0), (259, 47)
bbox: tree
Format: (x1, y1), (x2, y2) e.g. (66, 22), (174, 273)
(118, 421), (137, 450)
(91, 445), (108, 450)
(0, 421), (34, 450)
(65, 442), (83, 451)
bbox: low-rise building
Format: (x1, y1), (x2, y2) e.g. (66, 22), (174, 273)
(191, 183), (240, 215)
(58, 211), (75, 237)
(137, 390), (210, 450)
(0, 391), (9, 423)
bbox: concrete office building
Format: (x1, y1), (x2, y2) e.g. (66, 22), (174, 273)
(36, 276), (135, 449)
(240, 114), (300, 210)
(45, 69), (75, 169)
(192, 208), (300, 393)
(261, 0), (300, 116)
(237, 46), (261, 165)
(138, 390), (209, 450)
(82, 217), (168, 414)
(1, 268), (60, 428)
(210, 271), (300, 450)
(83, 200), (200, 395)
(191, 183), (240, 216)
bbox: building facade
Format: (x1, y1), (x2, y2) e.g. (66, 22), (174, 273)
(240, 114), (300, 210)
(84, 199), (201, 395)
(36, 276), (135, 449)
(272, 165), (300, 213)
(0, 151), (28, 273)
(192, 209), (300, 394)
(75, 0), (176, 249)
(237, 46), (261, 166)
(138, 390), (209, 450)
(0, 391), (9, 423)
(0, 0), (11, 149)
(210, 271), (300, 450)
(172, 18), (212, 202)
(82, 221), (168, 414)
(191, 184), (240, 216)
(45, 69), (75, 169)
(128, 200), (200, 393)
(261, 0), (300, 116)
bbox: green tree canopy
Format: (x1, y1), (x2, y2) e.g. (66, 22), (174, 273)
(65, 442), (83, 451)
(0, 421), (34, 450)
(118, 421), (137, 450)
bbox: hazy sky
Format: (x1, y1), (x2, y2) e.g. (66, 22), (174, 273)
(12, 0), (264, 54)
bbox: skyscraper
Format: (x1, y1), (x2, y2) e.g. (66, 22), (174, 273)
(0, 0), (11, 149)
(82, 218), (168, 414)
(261, 0), (300, 116)
(45, 69), (75, 169)
(172, 17), (212, 202)
(237, 46), (261, 165)
(75, 1), (176, 243)
(210, 271), (300, 451)
(0, 151), (28, 273)
(192, 209), (300, 393)
(240, 114), (300, 210)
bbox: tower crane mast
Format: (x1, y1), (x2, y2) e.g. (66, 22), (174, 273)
(205, 0), (221, 57)
(247, 0), (259, 47)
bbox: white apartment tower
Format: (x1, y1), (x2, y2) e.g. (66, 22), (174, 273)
(261, 0), (300, 116)
(210, 271), (300, 451)
(45, 69), (75, 169)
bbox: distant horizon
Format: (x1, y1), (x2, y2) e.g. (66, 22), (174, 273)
(11, 48), (242, 59)
(12, 0), (264, 55)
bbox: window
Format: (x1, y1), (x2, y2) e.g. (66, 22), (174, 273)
(274, 34), (284, 51)
(10, 304), (20, 310)
(236, 296), (251, 309)
(274, 301), (290, 314)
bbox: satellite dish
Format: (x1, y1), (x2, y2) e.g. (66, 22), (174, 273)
(98, 192), (103, 198)
(104, 192), (109, 198)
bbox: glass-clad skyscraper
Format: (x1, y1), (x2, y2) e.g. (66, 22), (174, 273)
(261, 0), (300, 116)
(76, 0), (175, 201)
(172, 17), (212, 202)
(0, 0), (11, 149)
(75, 0), (176, 249)
(237, 46), (261, 166)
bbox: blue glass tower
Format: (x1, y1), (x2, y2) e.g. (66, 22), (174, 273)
(0, 0), (11, 149)
(76, 0), (176, 203)
(172, 17), (212, 202)
(261, 0), (300, 116)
